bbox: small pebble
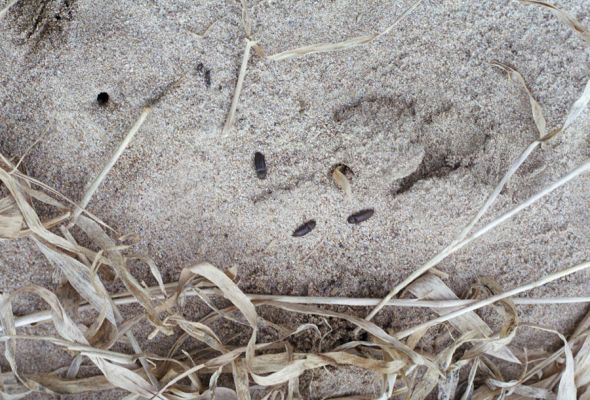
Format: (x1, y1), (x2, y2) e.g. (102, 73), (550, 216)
(347, 209), (374, 224)
(254, 152), (267, 179)
(292, 220), (316, 237)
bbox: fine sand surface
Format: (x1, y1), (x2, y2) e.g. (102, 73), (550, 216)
(1, 0), (589, 398)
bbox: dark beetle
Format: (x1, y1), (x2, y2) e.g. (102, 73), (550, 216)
(204, 69), (212, 88)
(347, 209), (374, 224)
(254, 152), (267, 179)
(292, 220), (316, 237)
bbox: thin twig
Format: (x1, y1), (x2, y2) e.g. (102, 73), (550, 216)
(17, 212), (71, 238)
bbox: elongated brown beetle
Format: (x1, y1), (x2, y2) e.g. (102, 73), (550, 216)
(292, 220), (316, 237)
(254, 152), (267, 179)
(347, 209), (374, 224)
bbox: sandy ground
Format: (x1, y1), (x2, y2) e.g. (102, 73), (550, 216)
(1, 0), (590, 398)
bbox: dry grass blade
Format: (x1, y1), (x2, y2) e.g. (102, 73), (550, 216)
(0, 0), (19, 20)
(70, 106), (151, 225)
(267, 0), (424, 60)
(460, 358), (480, 400)
(16, 212), (71, 238)
(240, 0), (252, 38)
(222, 40), (255, 134)
(6, 283), (590, 334)
(520, 0), (590, 45)
(34, 239), (117, 324)
(576, 337), (590, 390)
(0, 197), (23, 239)
(561, 77), (590, 134)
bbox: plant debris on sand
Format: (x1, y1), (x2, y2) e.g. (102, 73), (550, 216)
(1, 0), (590, 399)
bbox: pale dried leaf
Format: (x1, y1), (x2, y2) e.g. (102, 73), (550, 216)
(0, 197), (23, 239)
(34, 239), (117, 324)
(407, 274), (520, 363)
(332, 167), (352, 197)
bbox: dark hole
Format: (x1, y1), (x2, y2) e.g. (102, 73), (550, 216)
(97, 92), (109, 105)
(54, 14), (61, 20)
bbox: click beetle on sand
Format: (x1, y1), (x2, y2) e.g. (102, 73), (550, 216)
(347, 209), (374, 224)
(292, 220), (316, 237)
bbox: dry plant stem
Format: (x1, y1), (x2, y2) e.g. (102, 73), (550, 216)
(452, 159), (590, 247)
(359, 140), (539, 329)
(266, 0), (424, 60)
(395, 260), (590, 339)
(16, 212), (71, 238)
(6, 289), (590, 333)
(222, 39), (255, 134)
(0, 0), (19, 19)
(11, 136), (44, 173)
(69, 107), (151, 226)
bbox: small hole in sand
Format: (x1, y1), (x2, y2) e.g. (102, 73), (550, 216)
(97, 92), (109, 105)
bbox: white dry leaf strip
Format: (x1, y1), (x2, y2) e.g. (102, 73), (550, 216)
(222, 39), (256, 135)
(490, 61), (547, 138)
(332, 166), (352, 198)
(33, 238), (118, 325)
(0, 196), (23, 239)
